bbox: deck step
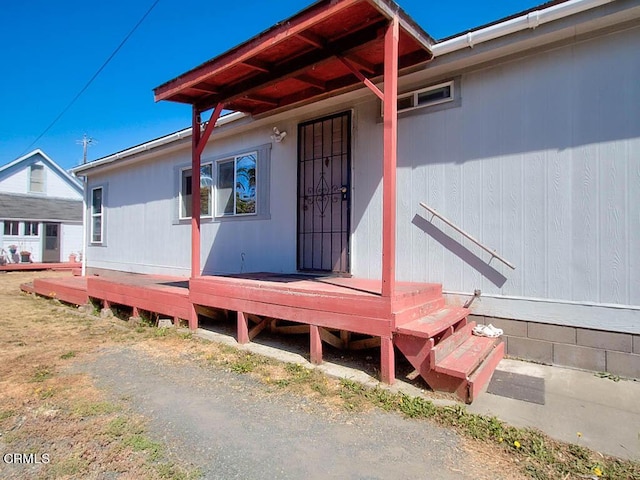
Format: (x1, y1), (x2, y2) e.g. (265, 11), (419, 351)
(429, 321), (476, 365)
(434, 335), (500, 379)
(396, 306), (468, 338)
(468, 342), (505, 402)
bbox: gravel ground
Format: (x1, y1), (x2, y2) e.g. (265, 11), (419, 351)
(72, 345), (516, 480)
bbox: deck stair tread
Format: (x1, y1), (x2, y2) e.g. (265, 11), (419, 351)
(434, 335), (500, 379)
(468, 341), (505, 401)
(396, 305), (468, 337)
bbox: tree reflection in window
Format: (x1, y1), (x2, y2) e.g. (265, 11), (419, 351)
(217, 152), (257, 216)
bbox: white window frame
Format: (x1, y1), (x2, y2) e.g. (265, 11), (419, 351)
(215, 152), (258, 218)
(29, 164), (45, 193)
(179, 162), (213, 220)
(91, 187), (103, 244)
(24, 221), (39, 236)
(3, 221), (19, 236)
(384, 80), (455, 116)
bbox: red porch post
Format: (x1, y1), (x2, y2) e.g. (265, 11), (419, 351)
(191, 106), (202, 279)
(190, 103), (224, 279)
(382, 16), (399, 298)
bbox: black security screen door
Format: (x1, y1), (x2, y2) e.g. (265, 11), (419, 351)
(297, 111), (351, 273)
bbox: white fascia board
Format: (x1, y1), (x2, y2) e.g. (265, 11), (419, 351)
(431, 0), (617, 56)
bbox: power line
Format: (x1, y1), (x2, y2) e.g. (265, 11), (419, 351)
(20, 0), (161, 156)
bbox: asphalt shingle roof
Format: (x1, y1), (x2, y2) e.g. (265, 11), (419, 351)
(0, 193), (82, 222)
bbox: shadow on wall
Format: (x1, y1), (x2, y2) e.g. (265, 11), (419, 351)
(412, 214), (507, 288)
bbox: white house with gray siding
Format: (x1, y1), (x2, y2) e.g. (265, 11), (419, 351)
(73, 0), (640, 377)
(0, 150), (83, 263)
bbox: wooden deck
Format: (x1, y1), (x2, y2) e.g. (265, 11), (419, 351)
(24, 271), (503, 402)
(1, 261), (81, 272)
(190, 273), (441, 337)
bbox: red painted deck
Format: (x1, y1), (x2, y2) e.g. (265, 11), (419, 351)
(87, 274), (191, 321)
(24, 272), (503, 402)
(30, 276), (88, 306)
(190, 273), (441, 337)
(1, 261), (81, 272)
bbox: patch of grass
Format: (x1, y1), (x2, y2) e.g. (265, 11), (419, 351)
(229, 353), (262, 374)
(50, 455), (90, 477)
(285, 362), (312, 381)
(0, 409), (15, 421)
(154, 327), (170, 337)
(106, 416), (132, 437)
(31, 365), (53, 382)
(157, 463), (203, 480)
(179, 332), (193, 340)
(72, 401), (120, 417)
(60, 350), (76, 359)
(38, 387), (55, 399)
(123, 434), (163, 460)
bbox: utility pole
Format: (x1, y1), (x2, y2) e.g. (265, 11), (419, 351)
(77, 134), (96, 164)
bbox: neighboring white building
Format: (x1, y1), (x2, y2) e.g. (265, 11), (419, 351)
(0, 149), (83, 263)
(73, 0), (640, 377)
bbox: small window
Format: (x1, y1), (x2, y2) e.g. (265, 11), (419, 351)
(29, 164), (45, 193)
(387, 81), (454, 115)
(3, 221), (19, 236)
(180, 164), (212, 219)
(24, 221), (39, 236)
(216, 152), (257, 217)
(91, 187), (103, 244)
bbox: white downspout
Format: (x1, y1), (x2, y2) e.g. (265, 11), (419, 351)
(81, 176), (87, 277)
(431, 0), (616, 56)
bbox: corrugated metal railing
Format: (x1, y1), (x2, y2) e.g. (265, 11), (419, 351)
(419, 202), (516, 270)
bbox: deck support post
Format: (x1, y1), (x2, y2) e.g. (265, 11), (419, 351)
(191, 103), (224, 279)
(237, 311), (249, 344)
(132, 306), (140, 317)
(189, 304), (198, 331)
(381, 16), (399, 299)
(103, 299), (110, 310)
(380, 336), (395, 384)
(310, 325), (322, 364)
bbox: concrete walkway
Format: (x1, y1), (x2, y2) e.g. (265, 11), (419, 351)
(468, 358), (640, 461)
(197, 329), (640, 461)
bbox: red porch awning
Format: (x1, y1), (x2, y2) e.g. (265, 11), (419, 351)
(153, 0), (433, 115)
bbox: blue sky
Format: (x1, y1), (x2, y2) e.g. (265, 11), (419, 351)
(0, 0), (543, 170)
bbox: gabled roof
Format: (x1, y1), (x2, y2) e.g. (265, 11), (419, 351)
(0, 193), (82, 222)
(154, 0), (434, 115)
(0, 149), (83, 195)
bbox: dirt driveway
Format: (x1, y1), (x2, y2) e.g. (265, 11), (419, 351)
(0, 272), (521, 479)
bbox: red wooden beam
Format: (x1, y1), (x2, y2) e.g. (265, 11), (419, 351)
(382, 16), (398, 298)
(154, 0), (363, 101)
(196, 103), (224, 158)
(241, 59), (271, 73)
(336, 55), (383, 101)
(195, 19), (387, 112)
